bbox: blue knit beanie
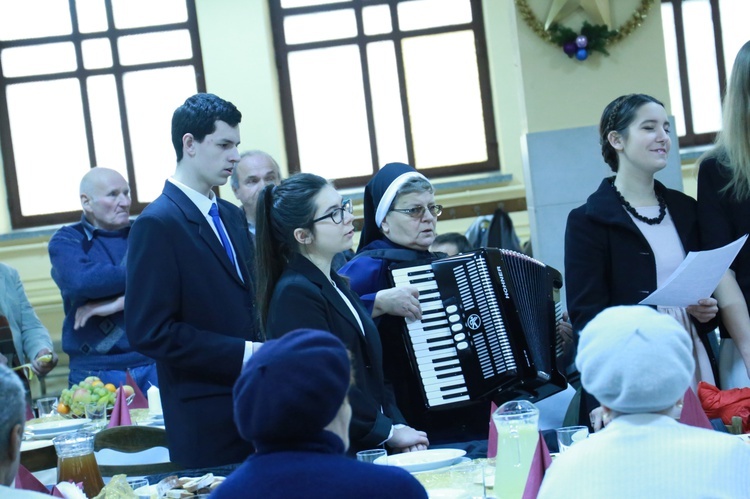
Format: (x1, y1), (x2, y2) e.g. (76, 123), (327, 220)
(233, 329), (351, 443)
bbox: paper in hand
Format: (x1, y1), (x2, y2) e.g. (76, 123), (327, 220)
(639, 234), (748, 307)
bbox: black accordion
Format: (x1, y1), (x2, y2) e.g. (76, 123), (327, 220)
(389, 248), (567, 410)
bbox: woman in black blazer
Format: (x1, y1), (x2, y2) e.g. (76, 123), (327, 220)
(255, 173), (429, 454)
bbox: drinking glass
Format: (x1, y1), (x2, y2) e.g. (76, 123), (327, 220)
(85, 403), (107, 431)
(36, 397), (59, 418)
(356, 448), (387, 464)
(449, 460), (485, 498)
(556, 425), (589, 453)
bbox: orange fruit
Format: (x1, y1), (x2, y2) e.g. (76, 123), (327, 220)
(104, 383), (116, 393)
(57, 403), (70, 415)
(91, 380), (104, 387)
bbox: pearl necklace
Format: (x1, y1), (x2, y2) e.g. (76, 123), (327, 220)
(610, 179), (667, 225)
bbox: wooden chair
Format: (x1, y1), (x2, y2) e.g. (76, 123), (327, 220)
(20, 442), (58, 472)
(93, 426), (182, 476)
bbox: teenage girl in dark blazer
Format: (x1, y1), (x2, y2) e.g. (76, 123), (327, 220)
(255, 173), (429, 455)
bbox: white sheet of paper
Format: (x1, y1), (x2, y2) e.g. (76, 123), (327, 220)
(639, 234), (748, 307)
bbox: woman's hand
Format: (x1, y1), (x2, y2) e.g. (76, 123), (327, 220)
(686, 297), (718, 323)
(372, 286), (421, 320)
(589, 406), (609, 432)
(387, 426), (429, 453)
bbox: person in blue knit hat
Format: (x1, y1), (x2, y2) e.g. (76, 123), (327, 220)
(212, 328), (428, 499)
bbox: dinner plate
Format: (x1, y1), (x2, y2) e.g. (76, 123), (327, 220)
(374, 448), (467, 473)
(26, 418), (90, 439)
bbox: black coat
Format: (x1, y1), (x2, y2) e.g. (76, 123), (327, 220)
(126, 181), (258, 468)
(698, 157), (750, 338)
(565, 177), (716, 336)
(265, 254), (406, 452)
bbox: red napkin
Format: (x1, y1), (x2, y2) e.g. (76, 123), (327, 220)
(15, 464), (50, 493)
(107, 383), (132, 428)
(25, 402), (35, 421)
(487, 402), (499, 458)
(522, 433), (553, 499)
(679, 387), (713, 430)
(125, 369), (149, 409)
(698, 381), (750, 432)
(16, 463), (85, 496)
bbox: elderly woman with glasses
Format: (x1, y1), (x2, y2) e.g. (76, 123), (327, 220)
(339, 163), (490, 447)
(255, 172), (429, 455)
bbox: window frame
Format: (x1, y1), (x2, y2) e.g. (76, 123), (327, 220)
(0, 0), (206, 229)
(662, 0), (727, 148)
(268, 0), (499, 188)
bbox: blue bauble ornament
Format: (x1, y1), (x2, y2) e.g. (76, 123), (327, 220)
(575, 48), (588, 61)
(576, 35), (588, 48)
(563, 41), (577, 56)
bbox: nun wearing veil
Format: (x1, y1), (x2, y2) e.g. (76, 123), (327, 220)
(339, 163), (490, 447)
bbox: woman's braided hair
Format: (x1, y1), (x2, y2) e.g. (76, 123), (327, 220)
(599, 94), (665, 172)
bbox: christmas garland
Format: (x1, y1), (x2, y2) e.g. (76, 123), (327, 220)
(515, 0), (656, 61)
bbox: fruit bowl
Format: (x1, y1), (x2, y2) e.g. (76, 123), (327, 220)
(57, 376), (135, 418)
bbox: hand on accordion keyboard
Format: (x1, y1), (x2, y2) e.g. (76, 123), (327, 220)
(372, 286), (422, 321)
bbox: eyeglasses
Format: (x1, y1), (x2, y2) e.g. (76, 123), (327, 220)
(390, 204), (443, 219)
(312, 198), (353, 225)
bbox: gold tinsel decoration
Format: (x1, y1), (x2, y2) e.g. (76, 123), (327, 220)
(515, 0), (655, 47)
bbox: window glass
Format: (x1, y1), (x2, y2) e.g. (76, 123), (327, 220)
(660, 3), (686, 136)
(118, 30), (193, 65)
(7, 79), (90, 216)
(397, 0), (472, 31)
(82, 38), (113, 69)
(76, 0), (109, 34)
(87, 75), (127, 175)
(1, 43), (77, 78)
(283, 10), (357, 45)
(367, 41), (408, 165)
(363, 5), (392, 36)
(123, 66), (198, 201)
(682, 0), (721, 134)
(288, 45), (373, 179)
(0, 0), (72, 41)
(111, 0), (187, 29)
(280, 0), (349, 8)
(719, 0), (750, 75)
(403, 31), (487, 169)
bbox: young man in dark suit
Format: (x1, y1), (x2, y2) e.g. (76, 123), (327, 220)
(126, 93), (261, 469)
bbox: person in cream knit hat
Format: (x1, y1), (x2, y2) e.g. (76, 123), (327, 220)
(576, 305), (695, 415)
(539, 306), (750, 499)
